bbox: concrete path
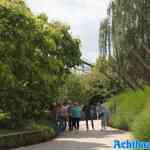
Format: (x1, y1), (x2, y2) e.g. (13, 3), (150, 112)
(13, 120), (131, 150)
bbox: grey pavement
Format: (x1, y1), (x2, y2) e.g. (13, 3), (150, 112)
(13, 120), (131, 150)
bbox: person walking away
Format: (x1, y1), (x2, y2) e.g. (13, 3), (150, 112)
(83, 105), (90, 130)
(70, 102), (81, 131)
(63, 102), (69, 130)
(67, 102), (73, 131)
(90, 104), (95, 129)
(56, 104), (61, 131)
(100, 104), (109, 131)
(96, 103), (101, 120)
(56, 104), (66, 132)
(83, 104), (95, 130)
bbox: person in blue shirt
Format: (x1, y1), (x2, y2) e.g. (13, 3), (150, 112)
(70, 102), (81, 131)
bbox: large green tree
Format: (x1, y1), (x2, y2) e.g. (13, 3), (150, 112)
(58, 73), (85, 103)
(99, 0), (150, 89)
(0, 0), (81, 128)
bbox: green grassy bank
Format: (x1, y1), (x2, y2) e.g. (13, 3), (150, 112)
(107, 86), (150, 141)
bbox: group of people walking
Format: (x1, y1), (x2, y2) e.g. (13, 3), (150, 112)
(55, 102), (81, 132)
(54, 101), (109, 132)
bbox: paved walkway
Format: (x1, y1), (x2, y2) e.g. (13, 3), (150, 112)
(13, 120), (131, 150)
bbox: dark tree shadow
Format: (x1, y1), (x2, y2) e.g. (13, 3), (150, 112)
(48, 140), (111, 150)
(14, 139), (111, 150)
(60, 129), (126, 139)
(13, 129), (127, 150)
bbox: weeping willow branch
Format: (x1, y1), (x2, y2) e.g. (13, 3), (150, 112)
(131, 50), (150, 73)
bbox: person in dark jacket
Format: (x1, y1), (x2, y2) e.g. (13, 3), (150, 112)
(90, 104), (95, 129)
(68, 102), (73, 131)
(83, 105), (94, 130)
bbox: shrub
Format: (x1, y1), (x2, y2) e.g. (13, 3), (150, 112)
(132, 103), (150, 141)
(31, 120), (58, 137)
(107, 86), (150, 130)
(111, 114), (129, 130)
(0, 121), (57, 149)
(32, 123), (55, 138)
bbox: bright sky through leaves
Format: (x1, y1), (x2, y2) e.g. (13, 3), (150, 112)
(26, 0), (110, 63)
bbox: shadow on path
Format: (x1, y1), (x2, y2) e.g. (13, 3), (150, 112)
(60, 129), (126, 139)
(14, 139), (111, 150)
(13, 121), (130, 150)
(50, 140), (111, 150)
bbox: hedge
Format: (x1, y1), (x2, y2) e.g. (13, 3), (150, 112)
(107, 86), (150, 141)
(0, 124), (57, 149)
(132, 102), (150, 141)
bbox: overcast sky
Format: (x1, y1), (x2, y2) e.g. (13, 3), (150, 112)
(26, 0), (110, 63)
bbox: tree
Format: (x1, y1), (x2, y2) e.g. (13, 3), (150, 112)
(0, 0), (81, 128)
(112, 0), (150, 86)
(99, 0), (150, 89)
(99, 18), (111, 57)
(58, 73), (85, 103)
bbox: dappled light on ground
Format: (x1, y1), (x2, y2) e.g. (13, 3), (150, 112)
(14, 120), (131, 150)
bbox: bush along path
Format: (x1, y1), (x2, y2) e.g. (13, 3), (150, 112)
(107, 86), (150, 141)
(0, 121), (58, 149)
(13, 120), (132, 150)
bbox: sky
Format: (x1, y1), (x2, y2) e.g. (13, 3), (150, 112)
(26, 0), (110, 63)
